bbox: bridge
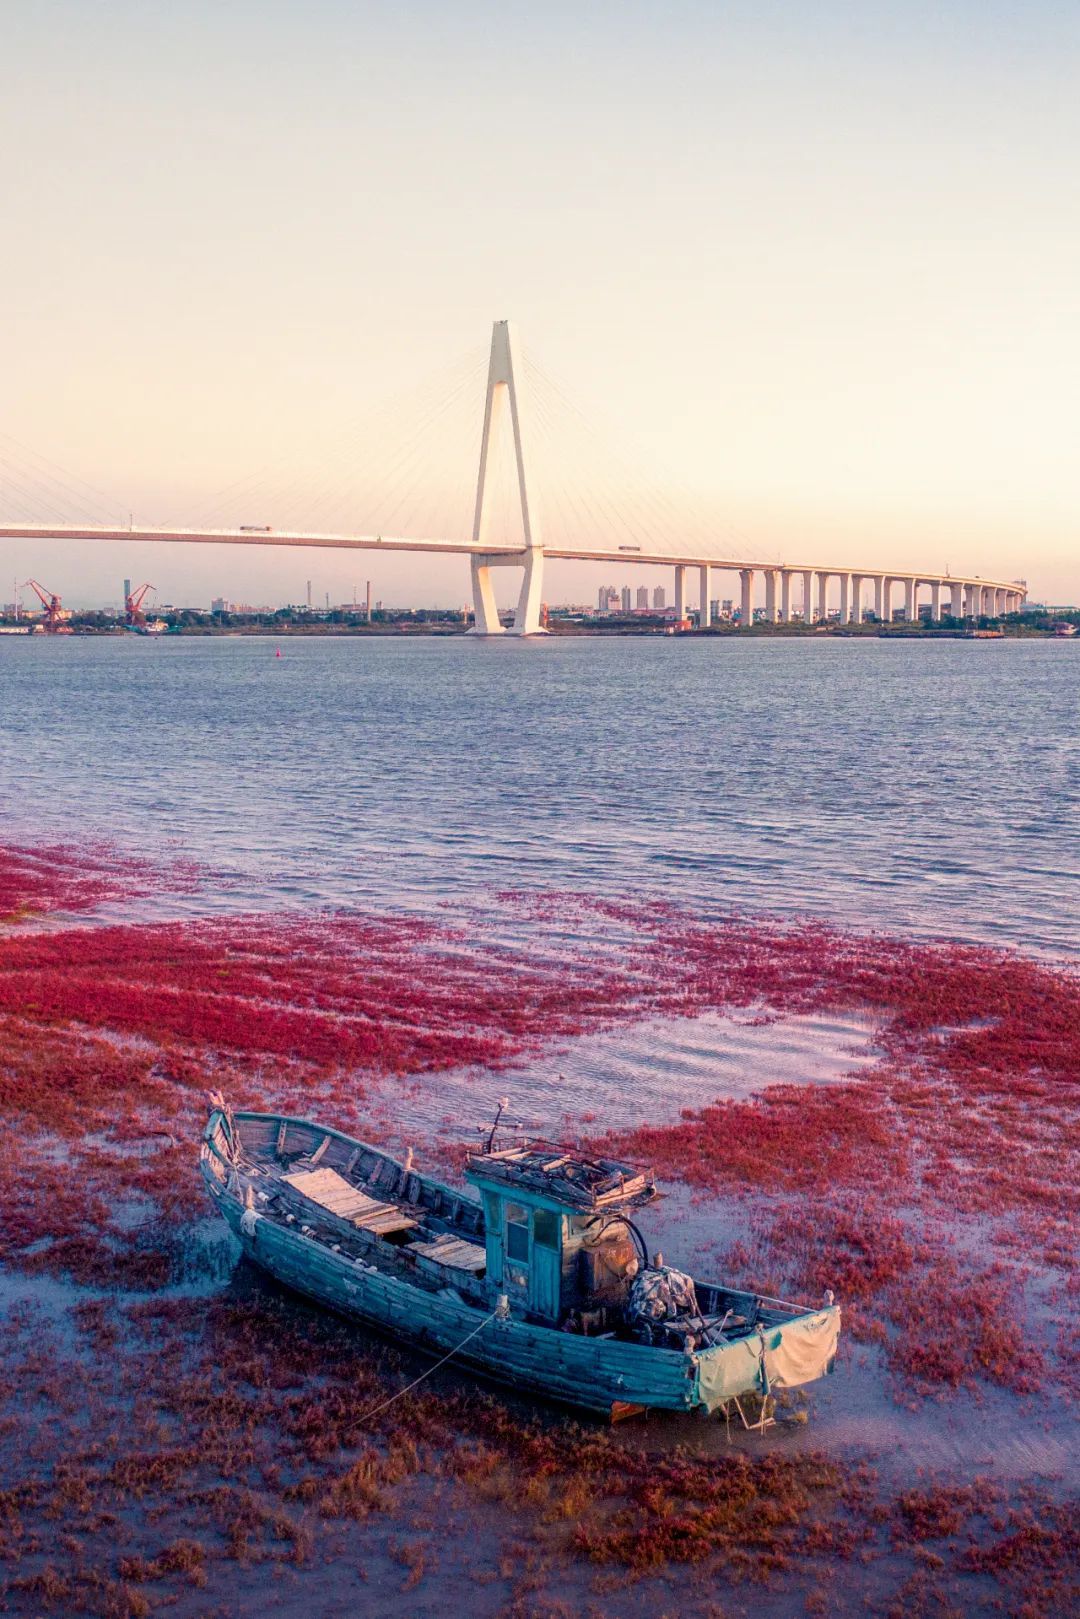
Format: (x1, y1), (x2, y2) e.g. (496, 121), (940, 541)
(0, 321), (1026, 634)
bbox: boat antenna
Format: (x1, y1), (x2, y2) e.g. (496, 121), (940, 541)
(485, 1097), (510, 1153)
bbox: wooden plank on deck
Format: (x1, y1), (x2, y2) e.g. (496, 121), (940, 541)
(409, 1236), (487, 1274)
(282, 1167), (419, 1234)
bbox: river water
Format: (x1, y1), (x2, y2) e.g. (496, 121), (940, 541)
(0, 633), (1075, 955)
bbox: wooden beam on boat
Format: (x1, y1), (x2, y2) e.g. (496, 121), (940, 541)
(409, 1236), (487, 1274)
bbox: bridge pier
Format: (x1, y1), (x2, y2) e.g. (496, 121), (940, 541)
(780, 570), (792, 623)
(802, 569), (814, 623)
(764, 569), (779, 623)
(470, 558), (504, 635)
(879, 577), (892, 622)
(740, 568), (754, 626)
(699, 565), (711, 626)
(904, 578), (916, 622)
(675, 565), (686, 623)
(850, 575), (863, 623)
(839, 573), (850, 624)
(817, 571), (829, 623)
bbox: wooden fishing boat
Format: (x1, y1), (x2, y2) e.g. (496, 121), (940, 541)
(200, 1101), (840, 1423)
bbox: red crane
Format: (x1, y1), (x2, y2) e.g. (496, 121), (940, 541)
(24, 580), (72, 633)
(125, 583), (155, 626)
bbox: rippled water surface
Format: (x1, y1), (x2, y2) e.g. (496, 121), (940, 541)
(1, 633), (1075, 953)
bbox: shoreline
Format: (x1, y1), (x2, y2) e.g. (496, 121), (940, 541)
(0, 621), (1069, 640)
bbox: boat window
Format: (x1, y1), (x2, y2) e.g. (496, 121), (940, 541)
(505, 1203), (530, 1263)
(533, 1209), (560, 1250)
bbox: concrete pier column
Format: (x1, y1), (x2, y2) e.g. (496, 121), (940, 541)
(873, 576), (883, 621)
(839, 574), (850, 624)
(817, 572), (829, 623)
(699, 565), (711, 627)
(470, 558), (505, 635)
(780, 570), (792, 623)
(880, 578), (893, 622)
(764, 570), (779, 623)
(950, 582), (963, 617)
(981, 585), (992, 615)
(995, 587), (1007, 616)
(965, 583), (979, 617)
(802, 570), (814, 623)
(675, 565), (686, 622)
(850, 576), (863, 623)
(904, 578), (916, 622)
(740, 568), (755, 627)
(931, 581), (942, 621)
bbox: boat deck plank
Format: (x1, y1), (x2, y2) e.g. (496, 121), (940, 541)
(283, 1167), (420, 1234)
(409, 1235), (487, 1274)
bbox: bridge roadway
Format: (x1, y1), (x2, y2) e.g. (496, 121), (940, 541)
(0, 522), (1027, 628)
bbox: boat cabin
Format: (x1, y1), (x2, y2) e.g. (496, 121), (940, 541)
(465, 1144), (657, 1328)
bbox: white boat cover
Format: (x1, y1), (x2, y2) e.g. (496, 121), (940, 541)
(695, 1305), (841, 1408)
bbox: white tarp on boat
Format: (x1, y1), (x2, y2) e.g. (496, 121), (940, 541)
(761, 1307), (841, 1389)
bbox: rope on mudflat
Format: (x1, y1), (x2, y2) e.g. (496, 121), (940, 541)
(341, 1306), (504, 1436)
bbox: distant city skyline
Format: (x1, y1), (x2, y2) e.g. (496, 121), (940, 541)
(3, 1), (1077, 605)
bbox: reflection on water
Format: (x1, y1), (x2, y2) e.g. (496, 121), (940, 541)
(0, 634), (1075, 955)
(385, 1009), (879, 1144)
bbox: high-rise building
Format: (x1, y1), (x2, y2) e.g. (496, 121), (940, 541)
(636, 586), (650, 611)
(211, 597), (227, 613)
(620, 586), (632, 613)
(652, 586), (666, 610)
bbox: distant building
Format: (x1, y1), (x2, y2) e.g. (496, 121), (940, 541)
(211, 597), (227, 614)
(652, 586), (666, 610)
(636, 586), (650, 611)
(597, 585), (619, 613)
(620, 586), (632, 613)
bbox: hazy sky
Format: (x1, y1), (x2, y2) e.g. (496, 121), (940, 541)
(2, 0), (1077, 607)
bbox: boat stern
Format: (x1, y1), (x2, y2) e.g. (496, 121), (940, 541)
(694, 1304), (841, 1415)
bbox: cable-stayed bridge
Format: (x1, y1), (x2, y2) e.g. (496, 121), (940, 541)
(0, 321), (1026, 632)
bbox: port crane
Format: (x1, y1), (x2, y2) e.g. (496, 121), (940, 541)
(125, 582), (155, 627)
(23, 579), (72, 633)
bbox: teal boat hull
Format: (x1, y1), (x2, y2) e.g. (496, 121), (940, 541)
(201, 1110), (840, 1420)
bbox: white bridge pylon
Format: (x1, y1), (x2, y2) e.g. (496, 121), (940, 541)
(469, 319), (545, 636)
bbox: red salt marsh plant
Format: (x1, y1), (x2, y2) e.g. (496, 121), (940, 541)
(0, 841), (197, 923)
(1, 1282), (1077, 1618)
(0, 868), (1077, 1405)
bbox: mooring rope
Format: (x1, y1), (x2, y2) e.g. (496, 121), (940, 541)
(341, 1307), (503, 1436)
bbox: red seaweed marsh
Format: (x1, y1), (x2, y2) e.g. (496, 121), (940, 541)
(0, 845), (1077, 1618)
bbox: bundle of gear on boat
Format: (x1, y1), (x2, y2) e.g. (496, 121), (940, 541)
(561, 1244), (759, 1352)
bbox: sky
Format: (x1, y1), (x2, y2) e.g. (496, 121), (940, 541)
(2, 0), (1077, 608)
